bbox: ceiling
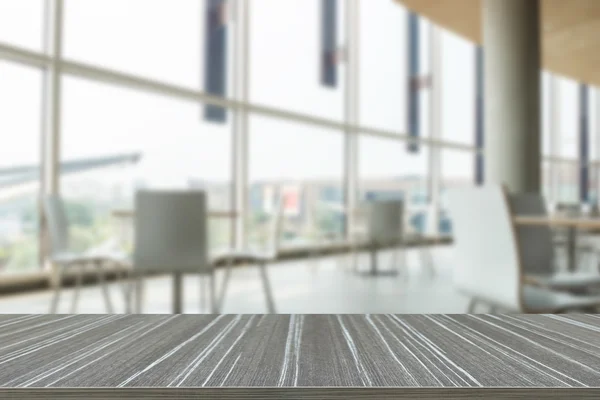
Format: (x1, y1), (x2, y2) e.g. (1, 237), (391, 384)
(395, 0), (600, 87)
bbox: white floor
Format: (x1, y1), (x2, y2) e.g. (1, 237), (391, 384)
(0, 246), (471, 314)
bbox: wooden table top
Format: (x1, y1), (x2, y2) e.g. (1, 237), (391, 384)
(2, 315), (600, 398)
(112, 209), (238, 219)
(514, 216), (600, 229)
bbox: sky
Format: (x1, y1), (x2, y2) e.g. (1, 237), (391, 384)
(0, 0), (592, 186)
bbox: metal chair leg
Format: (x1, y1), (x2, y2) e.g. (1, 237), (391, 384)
(71, 265), (83, 314)
(96, 263), (114, 313)
(135, 276), (144, 314)
(50, 265), (62, 314)
(218, 258), (233, 312)
(199, 275), (206, 313)
(210, 273), (217, 314)
(259, 263), (276, 313)
(468, 298), (478, 313)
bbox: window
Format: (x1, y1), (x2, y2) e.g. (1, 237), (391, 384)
(557, 76), (579, 159)
(250, 0), (345, 121)
(358, 136), (428, 234)
(541, 72), (552, 156)
(359, 0), (407, 133)
(61, 77), (232, 252)
(0, 0), (45, 52)
(248, 115), (344, 246)
(0, 62), (43, 274)
(440, 30), (475, 145)
(64, 0), (209, 89)
(589, 89), (598, 162)
(554, 161), (579, 204)
(440, 149), (474, 234)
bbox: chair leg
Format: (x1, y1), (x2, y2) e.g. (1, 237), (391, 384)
(210, 273), (217, 314)
(218, 258), (233, 312)
(199, 275), (206, 313)
(71, 265), (83, 314)
(96, 263), (113, 313)
(50, 266), (63, 314)
(467, 298), (478, 313)
(259, 263), (276, 313)
(135, 277), (144, 314)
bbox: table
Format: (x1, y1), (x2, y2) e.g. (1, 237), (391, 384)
(112, 209), (238, 219)
(514, 216), (600, 272)
(1, 314), (600, 399)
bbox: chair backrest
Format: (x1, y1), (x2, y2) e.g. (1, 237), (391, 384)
(509, 192), (555, 275)
(367, 200), (404, 245)
(446, 185), (523, 311)
(264, 191), (285, 253)
(42, 195), (70, 256)
(134, 190), (210, 274)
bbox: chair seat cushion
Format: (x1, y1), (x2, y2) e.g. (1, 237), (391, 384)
(52, 251), (131, 267)
(523, 285), (600, 312)
(529, 272), (600, 291)
(211, 249), (276, 264)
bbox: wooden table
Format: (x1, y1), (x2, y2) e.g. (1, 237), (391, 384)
(112, 209), (238, 219)
(514, 216), (600, 272)
(1, 314), (600, 399)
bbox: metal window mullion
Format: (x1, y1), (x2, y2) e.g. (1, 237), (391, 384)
(40, 0), (63, 273)
(428, 24), (441, 233)
(343, 0), (359, 239)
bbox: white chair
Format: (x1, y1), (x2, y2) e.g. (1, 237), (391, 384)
(510, 193), (600, 291)
(133, 190), (214, 314)
(212, 195), (284, 313)
(356, 199), (405, 276)
(447, 185), (600, 313)
(44, 195), (129, 314)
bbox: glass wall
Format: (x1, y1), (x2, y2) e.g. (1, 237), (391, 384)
(61, 76), (232, 252)
(358, 136), (428, 234)
(0, 0), (599, 277)
(0, 62), (43, 274)
(248, 116), (344, 246)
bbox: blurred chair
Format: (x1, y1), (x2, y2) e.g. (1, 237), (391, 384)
(348, 204), (369, 272)
(212, 195), (284, 313)
(447, 185), (600, 313)
(133, 190), (213, 313)
(358, 199), (406, 276)
(510, 193), (600, 291)
(44, 195), (129, 314)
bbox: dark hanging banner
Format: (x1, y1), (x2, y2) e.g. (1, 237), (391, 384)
(204, 0), (228, 123)
(407, 12), (420, 153)
(580, 84), (589, 202)
(321, 0), (338, 87)
(475, 46), (485, 185)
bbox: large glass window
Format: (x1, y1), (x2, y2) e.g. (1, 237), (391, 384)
(247, 116), (344, 246)
(358, 136), (428, 234)
(0, 0), (45, 52)
(64, 0), (209, 89)
(440, 149), (473, 234)
(555, 161), (579, 204)
(440, 29), (475, 145)
(359, 0), (407, 133)
(250, 0), (345, 121)
(61, 77), (232, 253)
(0, 62), (43, 274)
(557, 76), (579, 159)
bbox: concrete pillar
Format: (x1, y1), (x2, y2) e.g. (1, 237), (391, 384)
(483, 0), (541, 193)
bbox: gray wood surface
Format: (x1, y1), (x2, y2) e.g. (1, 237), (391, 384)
(1, 314), (600, 398)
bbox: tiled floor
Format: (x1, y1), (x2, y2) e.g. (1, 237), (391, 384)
(0, 246), (471, 314)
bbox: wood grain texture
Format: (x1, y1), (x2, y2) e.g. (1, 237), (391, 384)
(395, 0), (600, 88)
(1, 315), (600, 397)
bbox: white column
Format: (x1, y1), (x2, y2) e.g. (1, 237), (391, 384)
(483, 0), (541, 193)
